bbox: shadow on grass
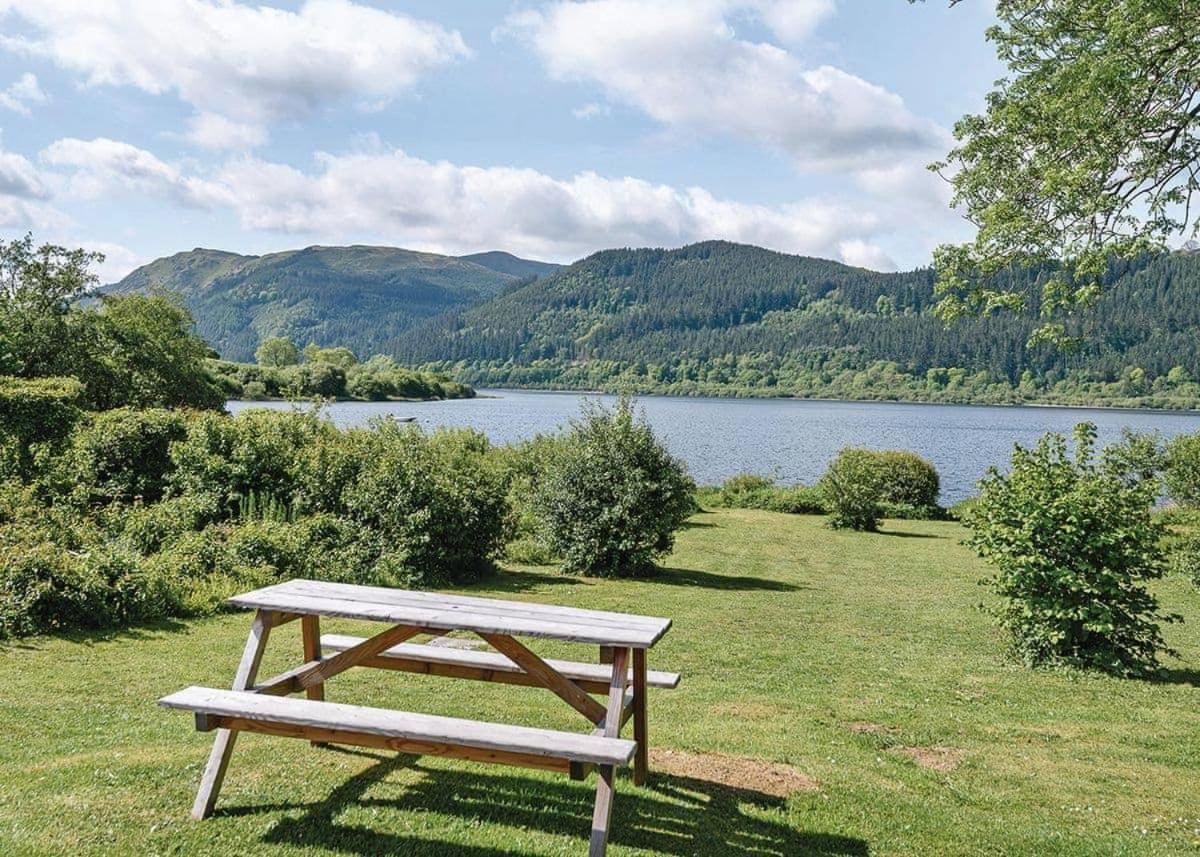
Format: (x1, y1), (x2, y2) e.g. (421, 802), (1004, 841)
(245, 750), (866, 856)
(652, 566), (802, 592)
(475, 568), (592, 594)
(873, 530), (942, 539)
(1150, 667), (1200, 688)
(1, 615), (191, 651)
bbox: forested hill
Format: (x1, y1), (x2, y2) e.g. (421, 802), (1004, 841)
(390, 241), (1200, 407)
(105, 245), (554, 362)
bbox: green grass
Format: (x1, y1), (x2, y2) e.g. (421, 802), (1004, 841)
(2, 509), (1198, 856)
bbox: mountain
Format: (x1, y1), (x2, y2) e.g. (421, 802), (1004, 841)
(105, 245), (555, 361)
(459, 251), (561, 279)
(389, 240), (1200, 405)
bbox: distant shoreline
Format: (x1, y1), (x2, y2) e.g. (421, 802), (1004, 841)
(465, 385), (1200, 417)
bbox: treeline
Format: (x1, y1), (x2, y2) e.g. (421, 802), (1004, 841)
(208, 338), (473, 402)
(390, 242), (1200, 407)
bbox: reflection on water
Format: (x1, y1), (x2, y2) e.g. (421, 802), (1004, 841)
(228, 390), (1200, 503)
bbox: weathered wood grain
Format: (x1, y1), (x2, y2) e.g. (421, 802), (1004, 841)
(320, 635), (681, 689)
(160, 687), (637, 766)
(228, 580), (671, 648)
(479, 633), (609, 725)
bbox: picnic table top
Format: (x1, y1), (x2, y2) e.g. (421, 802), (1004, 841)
(228, 579), (673, 648)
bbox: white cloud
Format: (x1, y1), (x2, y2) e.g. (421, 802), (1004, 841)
(0, 0), (469, 148)
(40, 137), (219, 206)
(506, 0), (941, 172)
(572, 102), (610, 120)
(0, 142), (68, 229)
(76, 239), (146, 283)
(184, 113), (269, 151)
(0, 71), (46, 114)
(39, 136), (895, 265)
(838, 239), (896, 271)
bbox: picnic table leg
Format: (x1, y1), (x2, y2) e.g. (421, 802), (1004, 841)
(589, 646), (629, 857)
(632, 648), (648, 786)
(191, 609), (273, 820)
(301, 615), (326, 747)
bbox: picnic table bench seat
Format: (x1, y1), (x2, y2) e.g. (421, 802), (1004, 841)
(319, 633), (682, 692)
(160, 687), (637, 769)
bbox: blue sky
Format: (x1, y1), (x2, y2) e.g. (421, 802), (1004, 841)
(0, 0), (1001, 282)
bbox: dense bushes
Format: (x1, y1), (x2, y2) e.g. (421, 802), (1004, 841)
(710, 474), (827, 515)
(870, 451), (940, 509)
(0, 408), (517, 638)
(820, 449), (886, 531)
(1165, 432), (1200, 508)
(529, 400), (695, 577)
(966, 424), (1174, 676)
(0, 375), (84, 478)
(207, 351), (474, 402)
(56, 408), (188, 506)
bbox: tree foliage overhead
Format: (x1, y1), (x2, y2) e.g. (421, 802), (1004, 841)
(927, 0), (1200, 344)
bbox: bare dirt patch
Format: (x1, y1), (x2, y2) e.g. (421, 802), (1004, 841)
(650, 749), (818, 798)
(892, 745), (964, 773)
(847, 721), (899, 735)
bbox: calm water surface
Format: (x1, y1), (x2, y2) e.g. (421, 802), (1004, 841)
(227, 390), (1200, 503)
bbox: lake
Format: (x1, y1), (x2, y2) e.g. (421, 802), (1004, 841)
(227, 390), (1200, 503)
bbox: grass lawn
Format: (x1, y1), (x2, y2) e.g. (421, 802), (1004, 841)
(2, 509), (1198, 856)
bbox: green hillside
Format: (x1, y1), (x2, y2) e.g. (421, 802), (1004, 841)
(390, 241), (1200, 407)
(460, 250), (562, 279)
(105, 245), (545, 361)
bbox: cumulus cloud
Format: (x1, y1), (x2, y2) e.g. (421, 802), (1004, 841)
(0, 72), (46, 114)
(0, 0), (469, 148)
(39, 137), (896, 266)
(505, 0), (942, 172)
(0, 143), (68, 229)
(40, 137), (219, 207)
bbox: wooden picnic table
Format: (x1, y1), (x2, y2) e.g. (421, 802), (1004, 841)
(159, 578), (679, 856)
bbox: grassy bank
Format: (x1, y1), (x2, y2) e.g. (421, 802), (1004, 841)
(2, 509), (1198, 856)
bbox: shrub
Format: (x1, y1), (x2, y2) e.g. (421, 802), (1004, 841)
(966, 423), (1174, 676)
(1168, 532), (1200, 588)
(820, 448), (884, 531)
(714, 474), (826, 515)
(1165, 432), (1200, 508)
(871, 451), (940, 508)
(343, 424), (509, 585)
(168, 408), (333, 516)
(56, 408), (188, 506)
(0, 375), (84, 479)
(530, 399), (695, 577)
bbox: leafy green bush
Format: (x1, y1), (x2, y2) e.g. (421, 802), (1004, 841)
(820, 448), (885, 531)
(714, 474), (826, 514)
(871, 450), (940, 508)
(343, 424), (509, 585)
(966, 424), (1174, 676)
(1165, 432), (1200, 508)
(530, 399), (695, 577)
(168, 408), (333, 516)
(1168, 532), (1200, 588)
(56, 408), (188, 506)
(0, 375), (84, 479)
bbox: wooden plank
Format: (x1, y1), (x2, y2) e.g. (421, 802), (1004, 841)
(278, 579), (669, 631)
(479, 633), (608, 725)
(589, 647), (629, 857)
(300, 616), (324, 700)
(320, 635), (682, 689)
(190, 609), (272, 820)
(160, 687), (636, 766)
(632, 648), (648, 786)
(200, 714), (572, 773)
(295, 624), (425, 689)
(229, 583), (670, 648)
